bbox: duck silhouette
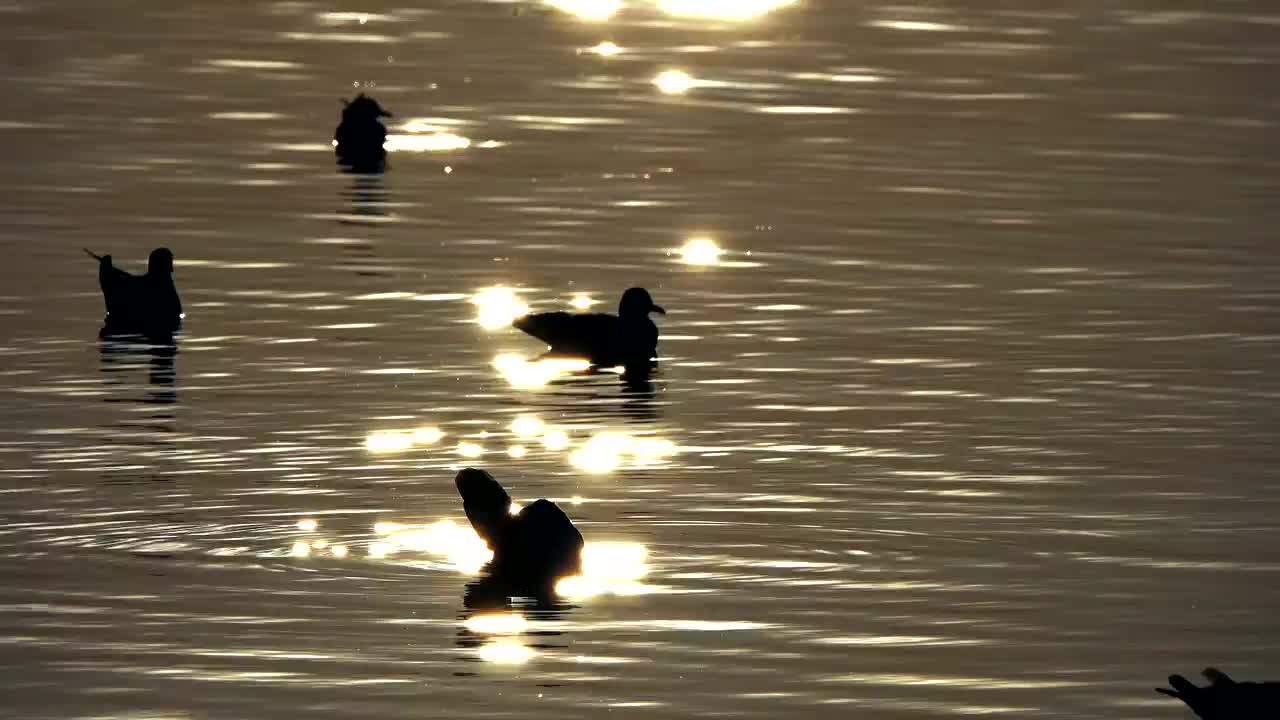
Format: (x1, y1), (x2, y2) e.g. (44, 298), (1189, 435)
(513, 287), (666, 370)
(334, 93), (392, 172)
(85, 247), (182, 335)
(1157, 667), (1279, 719)
(455, 468), (583, 583)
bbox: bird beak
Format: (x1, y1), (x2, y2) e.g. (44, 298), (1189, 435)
(380, 109), (394, 118)
(652, 305), (666, 314)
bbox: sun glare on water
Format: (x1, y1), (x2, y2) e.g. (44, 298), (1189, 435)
(570, 431), (679, 473)
(557, 542), (651, 599)
(472, 287), (530, 330)
(478, 638), (536, 664)
(369, 519), (494, 573)
(510, 415), (547, 439)
(587, 41), (622, 57)
(679, 236), (723, 265)
(570, 293), (598, 310)
(383, 132), (471, 153)
(493, 353), (591, 389)
(364, 426), (444, 454)
(654, 70), (697, 95)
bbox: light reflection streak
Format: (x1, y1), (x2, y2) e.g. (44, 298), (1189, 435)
(282, 32), (395, 43)
(318, 12), (379, 24)
(558, 542), (650, 598)
(364, 431), (412, 454)
(493, 353), (591, 389)
(655, 0), (798, 20)
(570, 431), (679, 473)
(368, 519), (493, 573)
(586, 41), (622, 56)
(790, 71), (885, 84)
(207, 59), (301, 70)
(870, 19), (965, 32)
(413, 427), (445, 444)
(547, 0), (797, 22)
(545, 0), (622, 21)
(383, 132), (471, 153)
(509, 415), (546, 439)
(364, 426), (444, 454)
(478, 638), (535, 664)
(541, 428), (571, 451)
(823, 673), (1085, 690)
(464, 613), (528, 635)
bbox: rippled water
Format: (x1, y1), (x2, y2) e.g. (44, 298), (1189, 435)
(2, 2), (1279, 717)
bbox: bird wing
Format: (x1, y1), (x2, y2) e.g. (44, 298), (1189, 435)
(98, 259), (143, 317)
(513, 312), (618, 358)
(507, 499), (584, 575)
(456, 469), (513, 547)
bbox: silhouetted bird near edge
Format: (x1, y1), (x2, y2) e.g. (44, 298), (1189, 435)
(334, 93), (392, 172)
(1156, 667), (1280, 719)
(513, 287), (666, 372)
(85, 247), (182, 336)
(455, 468), (583, 586)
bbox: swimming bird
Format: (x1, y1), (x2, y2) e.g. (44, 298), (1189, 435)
(455, 468), (583, 582)
(1157, 667), (1279, 719)
(86, 247), (182, 334)
(513, 287), (666, 370)
(334, 93), (392, 171)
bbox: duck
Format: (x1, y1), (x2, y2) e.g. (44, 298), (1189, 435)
(455, 467), (583, 582)
(513, 287), (666, 370)
(1157, 667), (1279, 719)
(86, 247), (182, 335)
(334, 93), (392, 171)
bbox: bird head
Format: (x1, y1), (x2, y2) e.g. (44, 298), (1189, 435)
(619, 287), (665, 318)
(342, 94), (393, 122)
(148, 247), (175, 275)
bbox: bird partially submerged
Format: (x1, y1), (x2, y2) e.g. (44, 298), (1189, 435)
(513, 287), (666, 372)
(86, 247), (182, 336)
(1157, 667), (1279, 719)
(334, 93), (392, 172)
(455, 468), (583, 584)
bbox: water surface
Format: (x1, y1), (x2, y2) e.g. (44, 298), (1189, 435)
(2, 1), (1279, 718)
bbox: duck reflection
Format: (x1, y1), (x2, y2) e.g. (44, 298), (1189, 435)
(98, 331), (179, 407)
(546, 368), (664, 425)
(339, 173), (388, 224)
(620, 367), (661, 420)
(461, 571), (574, 616)
(456, 582), (572, 666)
(335, 174), (390, 277)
